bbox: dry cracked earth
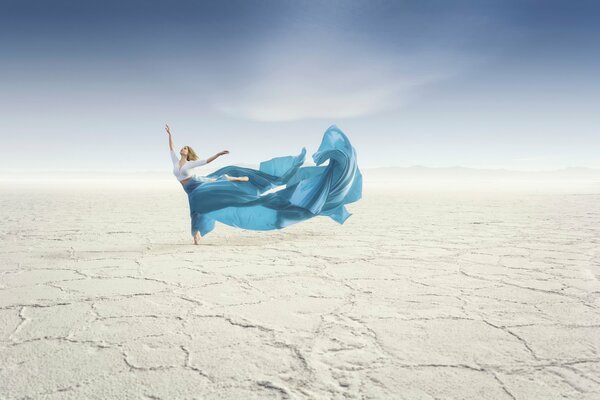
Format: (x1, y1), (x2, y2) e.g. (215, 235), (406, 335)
(1, 186), (599, 399)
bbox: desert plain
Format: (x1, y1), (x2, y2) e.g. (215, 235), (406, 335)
(1, 169), (599, 399)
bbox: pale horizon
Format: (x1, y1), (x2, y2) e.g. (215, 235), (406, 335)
(3, 163), (599, 195)
(2, 164), (600, 174)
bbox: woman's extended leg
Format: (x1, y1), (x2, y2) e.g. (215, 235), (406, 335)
(193, 230), (201, 245)
(224, 174), (249, 182)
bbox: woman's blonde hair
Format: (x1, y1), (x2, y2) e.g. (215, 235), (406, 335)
(185, 146), (199, 161)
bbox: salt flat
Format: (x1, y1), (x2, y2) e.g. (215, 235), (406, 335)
(1, 178), (599, 399)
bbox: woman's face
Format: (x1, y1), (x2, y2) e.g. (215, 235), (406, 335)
(180, 146), (189, 157)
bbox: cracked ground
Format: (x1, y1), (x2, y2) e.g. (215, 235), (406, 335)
(1, 185), (599, 399)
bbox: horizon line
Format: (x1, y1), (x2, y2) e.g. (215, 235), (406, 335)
(1, 165), (600, 174)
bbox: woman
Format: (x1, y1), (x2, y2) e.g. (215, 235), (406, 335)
(167, 124), (249, 185)
(167, 123), (362, 245)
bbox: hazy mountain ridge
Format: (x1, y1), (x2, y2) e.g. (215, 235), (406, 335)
(364, 166), (600, 180)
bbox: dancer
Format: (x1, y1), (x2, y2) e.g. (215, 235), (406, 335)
(167, 124), (249, 186)
(167, 124), (362, 245)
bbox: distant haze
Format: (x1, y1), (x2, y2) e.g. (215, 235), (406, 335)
(2, 166), (599, 195)
(1, 1), (599, 171)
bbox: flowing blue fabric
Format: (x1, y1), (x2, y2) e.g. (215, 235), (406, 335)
(182, 125), (362, 237)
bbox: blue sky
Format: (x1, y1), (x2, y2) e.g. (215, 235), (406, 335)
(1, 0), (599, 171)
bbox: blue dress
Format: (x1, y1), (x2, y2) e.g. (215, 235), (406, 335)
(181, 125), (362, 236)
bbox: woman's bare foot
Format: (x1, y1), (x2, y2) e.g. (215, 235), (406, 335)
(193, 231), (201, 245)
(225, 174), (249, 182)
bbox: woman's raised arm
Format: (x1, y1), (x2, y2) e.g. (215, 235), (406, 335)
(166, 124), (179, 166)
(165, 124), (175, 151)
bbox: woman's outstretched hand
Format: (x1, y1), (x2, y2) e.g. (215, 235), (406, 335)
(207, 150), (229, 164)
(165, 124), (171, 135)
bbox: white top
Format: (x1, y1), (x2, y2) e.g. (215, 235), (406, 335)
(170, 149), (208, 181)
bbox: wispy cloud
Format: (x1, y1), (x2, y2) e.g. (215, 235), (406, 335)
(211, 58), (451, 121)
(210, 32), (473, 122)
